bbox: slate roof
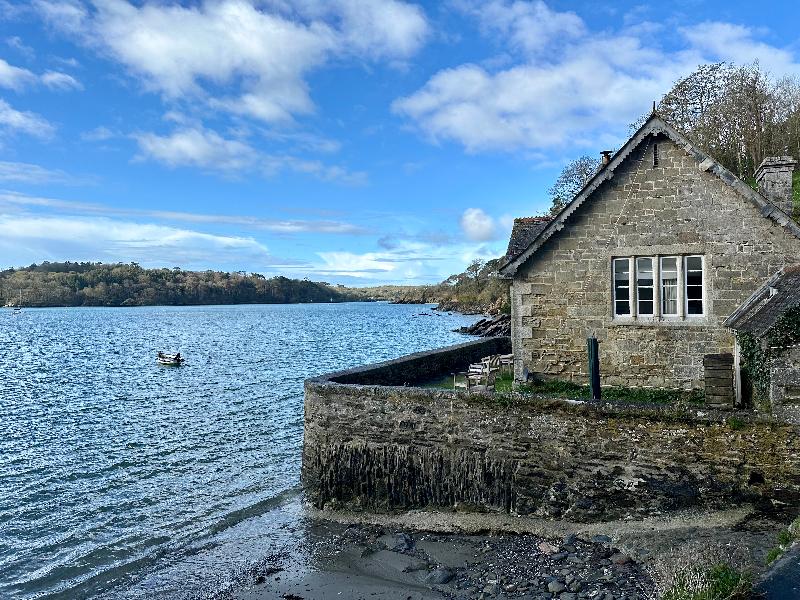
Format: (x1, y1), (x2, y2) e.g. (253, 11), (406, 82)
(724, 265), (800, 337)
(505, 217), (552, 262)
(498, 113), (800, 277)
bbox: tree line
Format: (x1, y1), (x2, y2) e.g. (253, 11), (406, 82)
(351, 257), (511, 315)
(0, 262), (362, 307)
(548, 62), (800, 216)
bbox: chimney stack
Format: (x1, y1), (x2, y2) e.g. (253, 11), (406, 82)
(600, 150), (612, 166)
(755, 156), (796, 215)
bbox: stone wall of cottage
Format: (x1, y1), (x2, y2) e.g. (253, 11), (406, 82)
(771, 345), (800, 424)
(511, 134), (800, 389)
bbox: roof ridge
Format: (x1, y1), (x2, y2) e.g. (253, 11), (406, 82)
(498, 113), (800, 277)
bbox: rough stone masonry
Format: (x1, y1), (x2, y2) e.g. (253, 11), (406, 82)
(508, 132), (800, 390)
(302, 340), (800, 522)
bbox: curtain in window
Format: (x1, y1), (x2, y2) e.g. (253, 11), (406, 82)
(661, 257), (678, 315)
(662, 281), (678, 314)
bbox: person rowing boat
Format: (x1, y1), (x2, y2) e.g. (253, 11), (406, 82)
(157, 351), (185, 366)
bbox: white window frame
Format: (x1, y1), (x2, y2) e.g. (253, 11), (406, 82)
(660, 256), (679, 317)
(612, 254), (707, 322)
(612, 257), (633, 317)
(684, 255), (705, 317)
(635, 257), (655, 317)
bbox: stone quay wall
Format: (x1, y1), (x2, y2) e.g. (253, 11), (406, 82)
(302, 341), (800, 522)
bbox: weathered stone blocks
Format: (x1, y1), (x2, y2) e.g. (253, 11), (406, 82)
(511, 134), (800, 389)
(302, 345), (800, 523)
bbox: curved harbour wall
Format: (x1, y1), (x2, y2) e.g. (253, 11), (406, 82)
(302, 338), (800, 521)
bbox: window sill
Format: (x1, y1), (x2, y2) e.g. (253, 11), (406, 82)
(610, 316), (710, 327)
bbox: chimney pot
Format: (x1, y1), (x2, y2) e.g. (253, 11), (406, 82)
(600, 150), (613, 166)
(756, 156), (796, 215)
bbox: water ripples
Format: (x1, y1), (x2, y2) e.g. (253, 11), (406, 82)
(0, 302), (478, 599)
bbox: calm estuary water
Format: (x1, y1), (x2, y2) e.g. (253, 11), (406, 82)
(0, 302), (479, 599)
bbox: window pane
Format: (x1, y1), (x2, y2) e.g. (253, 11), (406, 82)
(613, 258), (630, 316)
(636, 257), (654, 316)
(686, 273), (702, 286)
(686, 256), (702, 271)
(614, 259), (629, 279)
(685, 256), (703, 316)
(661, 256), (678, 315)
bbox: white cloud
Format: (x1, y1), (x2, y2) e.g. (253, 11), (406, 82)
(134, 124), (366, 184)
(6, 36), (35, 59)
(34, 0), (428, 123)
(32, 0), (88, 32)
(316, 250), (397, 277)
(456, 0), (584, 55)
(0, 190), (368, 234)
(262, 154), (367, 185)
(681, 22), (800, 77)
(41, 70), (83, 90)
(0, 161), (82, 184)
(0, 213), (273, 268)
(460, 207), (498, 241)
(0, 98), (55, 138)
(393, 2), (800, 154)
(134, 127), (258, 172)
(296, 236), (501, 283)
(81, 125), (114, 141)
(0, 58), (37, 90)
(322, 0), (430, 59)
(0, 57), (82, 91)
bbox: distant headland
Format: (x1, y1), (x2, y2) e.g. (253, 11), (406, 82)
(1, 259), (511, 314)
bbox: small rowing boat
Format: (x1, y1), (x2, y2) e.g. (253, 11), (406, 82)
(157, 352), (185, 366)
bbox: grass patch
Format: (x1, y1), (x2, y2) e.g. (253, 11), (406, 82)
(662, 563), (752, 600)
(766, 547), (783, 565)
(516, 379), (587, 398)
(727, 417), (746, 431)
(494, 373), (513, 393)
(423, 374), (705, 407)
(421, 374), (459, 389)
(516, 379), (704, 405)
(764, 516), (800, 566)
(421, 371), (514, 391)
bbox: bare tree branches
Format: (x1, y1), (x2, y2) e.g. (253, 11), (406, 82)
(650, 62), (800, 180)
(547, 155), (601, 215)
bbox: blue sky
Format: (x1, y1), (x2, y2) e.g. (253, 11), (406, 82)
(0, 0), (799, 285)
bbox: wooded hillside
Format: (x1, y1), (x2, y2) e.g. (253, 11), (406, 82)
(351, 257), (511, 314)
(0, 262), (362, 307)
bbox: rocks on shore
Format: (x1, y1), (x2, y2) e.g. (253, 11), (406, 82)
(455, 313), (511, 337)
(277, 524), (654, 599)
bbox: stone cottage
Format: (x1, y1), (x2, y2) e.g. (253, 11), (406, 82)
(725, 265), (800, 418)
(498, 113), (800, 391)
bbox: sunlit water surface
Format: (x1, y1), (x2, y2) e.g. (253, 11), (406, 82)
(0, 303), (479, 599)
